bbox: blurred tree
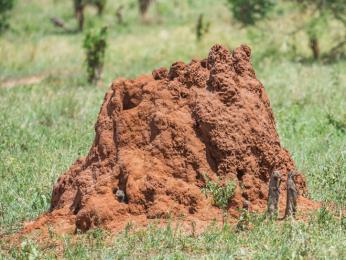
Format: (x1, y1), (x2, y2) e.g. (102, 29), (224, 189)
(74, 0), (107, 31)
(0, 0), (15, 33)
(226, 0), (275, 25)
(196, 14), (210, 41)
(83, 26), (108, 83)
(292, 0), (346, 60)
(115, 5), (124, 25)
(138, 0), (152, 22)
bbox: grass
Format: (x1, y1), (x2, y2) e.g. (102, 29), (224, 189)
(3, 213), (346, 259)
(0, 0), (345, 258)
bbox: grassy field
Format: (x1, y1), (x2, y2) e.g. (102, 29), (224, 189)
(0, 0), (345, 258)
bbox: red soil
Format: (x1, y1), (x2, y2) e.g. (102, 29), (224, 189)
(20, 44), (318, 236)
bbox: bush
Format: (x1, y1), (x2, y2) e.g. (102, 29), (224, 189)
(202, 175), (236, 210)
(226, 0), (275, 25)
(83, 26), (108, 83)
(0, 0), (15, 33)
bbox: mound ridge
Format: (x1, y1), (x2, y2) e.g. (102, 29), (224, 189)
(25, 44), (313, 234)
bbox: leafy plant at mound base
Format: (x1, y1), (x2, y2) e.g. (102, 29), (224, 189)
(226, 0), (275, 25)
(83, 26), (108, 83)
(202, 175), (236, 211)
(0, 0), (15, 33)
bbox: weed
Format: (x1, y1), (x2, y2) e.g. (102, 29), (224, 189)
(202, 175), (236, 210)
(317, 207), (335, 226)
(326, 113), (346, 133)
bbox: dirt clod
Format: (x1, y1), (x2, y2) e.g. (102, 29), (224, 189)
(21, 44), (317, 235)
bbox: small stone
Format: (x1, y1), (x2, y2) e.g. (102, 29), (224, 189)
(115, 189), (126, 203)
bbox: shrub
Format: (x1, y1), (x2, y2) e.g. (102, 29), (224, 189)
(83, 26), (108, 83)
(202, 175), (236, 210)
(0, 0), (15, 33)
(226, 0), (275, 25)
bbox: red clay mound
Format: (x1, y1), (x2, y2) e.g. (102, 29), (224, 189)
(22, 44), (317, 235)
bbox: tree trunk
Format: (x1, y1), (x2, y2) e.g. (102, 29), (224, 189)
(138, 0), (152, 21)
(309, 36), (320, 60)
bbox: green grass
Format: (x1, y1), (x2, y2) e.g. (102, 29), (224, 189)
(3, 213), (346, 259)
(0, 0), (345, 258)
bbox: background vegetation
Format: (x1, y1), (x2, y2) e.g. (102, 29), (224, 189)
(0, 0), (15, 33)
(0, 0), (345, 258)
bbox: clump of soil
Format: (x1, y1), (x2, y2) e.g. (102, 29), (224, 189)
(22, 44), (317, 235)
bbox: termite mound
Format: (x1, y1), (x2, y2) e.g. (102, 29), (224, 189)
(22, 44), (317, 235)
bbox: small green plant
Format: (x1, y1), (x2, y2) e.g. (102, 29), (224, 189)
(202, 175), (236, 210)
(341, 215), (346, 230)
(0, 0), (15, 33)
(317, 207), (334, 226)
(10, 239), (40, 259)
(326, 113), (346, 133)
(83, 26), (108, 83)
(226, 0), (275, 26)
(202, 175), (235, 225)
(87, 228), (106, 248)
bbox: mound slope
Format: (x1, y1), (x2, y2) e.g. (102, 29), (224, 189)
(24, 44), (315, 234)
